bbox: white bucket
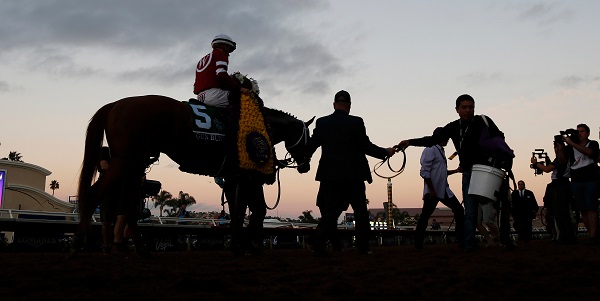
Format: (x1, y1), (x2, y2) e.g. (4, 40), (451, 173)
(468, 164), (506, 203)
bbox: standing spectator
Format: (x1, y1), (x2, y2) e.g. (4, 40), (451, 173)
(217, 209), (229, 226)
(510, 180), (539, 243)
(176, 204), (188, 225)
(532, 139), (576, 244)
(304, 90), (395, 255)
(414, 127), (464, 250)
(430, 219), (442, 230)
(223, 176), (267, 256)
(98, 146), (114, 254)
(97, 146), (141, 254)
(396, 94), (515, 251)
(564, 124), (599, 243)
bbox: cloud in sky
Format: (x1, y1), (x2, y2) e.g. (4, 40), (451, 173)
(516, 2), (573, 26)
(558, 75), (600, 88)
(0, 0), (344, 98)
(0, 81), (10, 92)
(459, 72), (507, 87)
(24, 46), (101, 78)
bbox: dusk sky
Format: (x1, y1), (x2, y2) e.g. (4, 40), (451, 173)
(1, 1), (599, 218)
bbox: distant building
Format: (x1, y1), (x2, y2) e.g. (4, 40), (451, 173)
(367, 205), (547, 230)
(0, 159), (74, 213)
(368, 207), (456, 229)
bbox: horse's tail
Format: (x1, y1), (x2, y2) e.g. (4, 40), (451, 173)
(77, 102), (115, 211)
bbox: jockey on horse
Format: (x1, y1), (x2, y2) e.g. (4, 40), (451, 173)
(193, 33), (273, 179)
(194, 34), (251, 107)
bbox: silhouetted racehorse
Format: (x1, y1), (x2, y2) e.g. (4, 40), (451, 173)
(71, 91), (313, 256)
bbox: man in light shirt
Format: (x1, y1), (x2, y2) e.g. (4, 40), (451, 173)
(414, 127), (464, 250)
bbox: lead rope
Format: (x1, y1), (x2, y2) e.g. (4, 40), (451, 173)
(265, 121), (308, 210)
(265, 166), (282, 210)
(265, 153), (298, 210)
(373, 148), (407, 179)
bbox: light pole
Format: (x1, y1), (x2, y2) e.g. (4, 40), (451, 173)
(387, 178), (393, 229)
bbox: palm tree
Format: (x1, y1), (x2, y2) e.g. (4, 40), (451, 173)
(171, 191), (197, 216)
(393, 210), (412, 225)
(8, 151), (22, 162)
(164, 198), (179, 216)
(298, 210), (318, 223)
(49, 180), (59, 196)
(152, 190), (173, 217)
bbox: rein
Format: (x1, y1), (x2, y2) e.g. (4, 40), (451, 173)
(265, 166), (283, 210)
(266, 120), (309, 210)
(285, 119), (308, 150)
(373, 148), (407, 179)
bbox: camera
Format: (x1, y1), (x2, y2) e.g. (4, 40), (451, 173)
(530, 149), (550, 176)
(560, 128), (579, 144)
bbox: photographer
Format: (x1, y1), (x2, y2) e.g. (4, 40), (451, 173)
(531, 139), (576, 244)
(564, 124), (599, 244)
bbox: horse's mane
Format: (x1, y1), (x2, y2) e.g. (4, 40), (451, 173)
(232, 72), (299, 121)
(265, 107), (299, 121)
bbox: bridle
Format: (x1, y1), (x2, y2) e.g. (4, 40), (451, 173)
(278, 119), (309, 168)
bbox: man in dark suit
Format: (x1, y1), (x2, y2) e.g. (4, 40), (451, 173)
(510, 180), (539, 243)
(304, 90), (396, 255)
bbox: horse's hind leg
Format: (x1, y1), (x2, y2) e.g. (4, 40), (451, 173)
(113, 172), (151, 258)
(69, 186), (102, 257)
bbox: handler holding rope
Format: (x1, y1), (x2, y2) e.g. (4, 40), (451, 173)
(396, 94), (515, 252)
(304, 90), (396, 255)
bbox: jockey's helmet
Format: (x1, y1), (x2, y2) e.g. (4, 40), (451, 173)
(211, 34), (236, 52)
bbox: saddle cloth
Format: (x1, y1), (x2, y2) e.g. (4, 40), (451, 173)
(185, 96), (275, 181)
(188, 99), (227, 142)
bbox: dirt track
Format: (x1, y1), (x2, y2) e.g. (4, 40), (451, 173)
(1, 240), (599, 300)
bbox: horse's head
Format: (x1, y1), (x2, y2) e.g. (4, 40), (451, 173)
(263, 108), (314, 173)
(284, 116), (314, 174)
(232, 72), (313, 172)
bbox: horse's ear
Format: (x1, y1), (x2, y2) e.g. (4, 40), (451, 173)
(305, 116), (315, 127)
